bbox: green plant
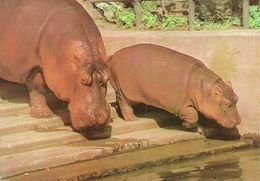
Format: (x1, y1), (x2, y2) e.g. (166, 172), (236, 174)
(104, 1), (258, 30)
(142, 1), (158, 12)
(195, 0), (232, 23)
(249, 6), (260, 28)
(195, 4), (210, 22)
(117, 10), (136, 28)
(230, 17), (241, 27)
(142, 11), (158, 29)
(111, 3), (135, 28)
(194, 18), (239, 30)
(141, 1), (160, 29)
(194, 0), (243, 30)
(161, 16), (188, 30)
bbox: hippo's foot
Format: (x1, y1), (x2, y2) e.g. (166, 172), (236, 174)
(30, 105), (53, 118)
(26, 67), (53, 118)
(182, 121), (197, 129)
(123, 113), (138, 121)
(116, 93), (137, 121)
(180, 107), (199, 130)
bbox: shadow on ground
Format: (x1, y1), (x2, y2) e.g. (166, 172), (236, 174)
(113, 102), (241, 141)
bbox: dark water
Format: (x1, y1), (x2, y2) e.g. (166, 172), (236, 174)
(100, 149), (260, 181)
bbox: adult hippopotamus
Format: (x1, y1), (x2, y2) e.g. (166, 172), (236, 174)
(0, 0), (110, 131)
(109, 44), (241, 129)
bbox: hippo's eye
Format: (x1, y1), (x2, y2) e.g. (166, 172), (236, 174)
(223, 99), (231, 108)
(80, 74), (92, 86)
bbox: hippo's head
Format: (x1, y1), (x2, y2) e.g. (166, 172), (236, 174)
(68, 61), (111, 131)
(44, 40), (111, 131)
(67, 41), (111, 131)
(202, 81), (241, 128)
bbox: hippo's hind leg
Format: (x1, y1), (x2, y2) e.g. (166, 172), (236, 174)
(116, 92), (137, 121)
(25, 67), (53, 118)
(180, 107), (198, 129)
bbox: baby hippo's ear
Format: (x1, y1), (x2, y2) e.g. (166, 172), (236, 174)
(99, 65), (110, 85)
(227, 81), (233, 88)
(104, 55), (112, 62)
(212, 84), (223, 103)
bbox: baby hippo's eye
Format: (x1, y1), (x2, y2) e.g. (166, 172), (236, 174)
(80, 74), (92, 86)
(223, 99), (231, 108)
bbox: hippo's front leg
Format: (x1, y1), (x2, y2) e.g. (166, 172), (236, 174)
(25, 68), (53, 118)
(180, 106), (198, 129)
(116, 92), (137, 121)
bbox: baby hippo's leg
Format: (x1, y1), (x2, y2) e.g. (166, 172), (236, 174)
(25, 68), (53, 118)
(116, 93), (137, 121)
(180, 107), (198, 129)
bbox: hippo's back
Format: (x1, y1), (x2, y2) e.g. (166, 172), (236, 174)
(0, 0), (89, 83)
(109, 44), (208, 113)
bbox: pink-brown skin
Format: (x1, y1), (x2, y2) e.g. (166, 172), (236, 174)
(0, 0), (110, 131)
(109, 44), (241, 129)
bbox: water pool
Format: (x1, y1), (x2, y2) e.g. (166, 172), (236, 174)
(100, 148), (260, 181)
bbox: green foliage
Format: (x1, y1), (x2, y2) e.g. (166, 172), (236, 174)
(141, 1), (188, 30)
(195, 0), (233, 23)
(194, 0), (243, 30)
(161, 16), (188, 30)
(111, 3), (135, 28)
(212, 1), (232, 23)
(117, 10), (136, 28)
(195, 4), (210, 22)
(105, 1), (259, 30)
(141, 1), (160, 29)
(194, 17), (241, 30)
(142, 11), (158, 29)
(249, 6), (260, 28)
(142, 1), (158, 11)
(194, 20), (229, 30)
(231, 17), (241, 26)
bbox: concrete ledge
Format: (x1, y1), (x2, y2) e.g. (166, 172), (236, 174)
(0, 115), (66, 136)
(0, 128), (203, 178)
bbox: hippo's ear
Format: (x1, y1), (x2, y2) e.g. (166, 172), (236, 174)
(104, 55), (112, 62)
(96, 62), (110, 85)
(212, 85), (223, 102)
(227, 81), (233, 88)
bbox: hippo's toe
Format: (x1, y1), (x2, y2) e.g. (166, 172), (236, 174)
(30, 105), (53, 118)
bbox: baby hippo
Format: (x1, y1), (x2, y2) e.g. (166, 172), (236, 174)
(109, 44), (241, 129)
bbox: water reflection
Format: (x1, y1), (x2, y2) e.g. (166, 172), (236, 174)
(99, 149), (260, 181)
(158, 158), (242, 180)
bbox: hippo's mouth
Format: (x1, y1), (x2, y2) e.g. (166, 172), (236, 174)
(212, 117), (239, 129)
(201, 115), (237, 129)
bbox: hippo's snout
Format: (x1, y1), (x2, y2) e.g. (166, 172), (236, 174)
(233, 117), (241, 125)
(220, 114), (241, 129)
(71, 109), (111, 131)
(69, 102), (111, 131)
